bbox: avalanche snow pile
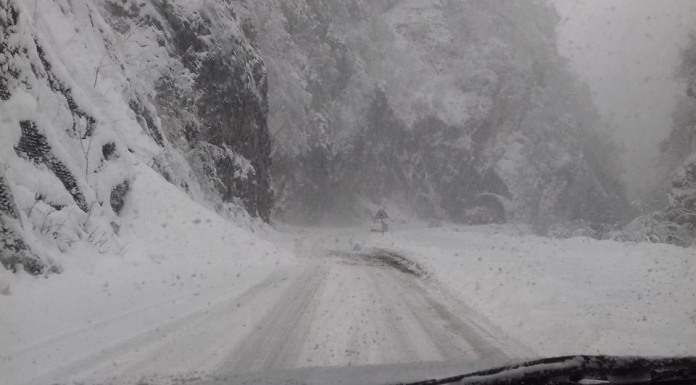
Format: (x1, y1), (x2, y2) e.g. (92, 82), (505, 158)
(0, 0), (273, 275)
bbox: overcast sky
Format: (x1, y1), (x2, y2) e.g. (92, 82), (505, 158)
(551, 0), (696, 199)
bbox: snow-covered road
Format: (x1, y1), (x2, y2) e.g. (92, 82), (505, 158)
(2, 166), (529, 385)
(3, 168), (694, 385)
(4, 222), (695, 385)
(222, 250), (511, 375)
(17, 233), (522, 385)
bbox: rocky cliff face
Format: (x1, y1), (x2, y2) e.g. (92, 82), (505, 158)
(249, 0), (627, 227)
(101, 0), (273, 221)
(657, 34), (696, 243)
(0, 0), (272, 274)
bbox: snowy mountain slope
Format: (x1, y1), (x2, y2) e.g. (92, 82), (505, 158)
(633, 35), (696, 246)
(0, 163), (297, 385)
(249, 0), (627, 227)
(665, 37), (696, 212)
(0, 0), (273, 274)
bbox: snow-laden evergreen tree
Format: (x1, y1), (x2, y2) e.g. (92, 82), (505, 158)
(662, 34), (696, 237)
(622, 33), (696, 247)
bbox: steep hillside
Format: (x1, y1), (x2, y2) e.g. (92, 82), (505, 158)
(249, 0), (627, 227)
(653, 34), (696, 245)
(0, 0), (272, 274)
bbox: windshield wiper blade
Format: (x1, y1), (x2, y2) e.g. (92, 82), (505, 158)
(397, 355), (696, 385)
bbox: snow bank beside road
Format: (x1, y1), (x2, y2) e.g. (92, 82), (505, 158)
(0, 165), (296, 385)
(368, 224), (696, 357)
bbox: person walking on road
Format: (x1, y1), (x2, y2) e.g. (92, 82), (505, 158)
(374, 206), (389, 235)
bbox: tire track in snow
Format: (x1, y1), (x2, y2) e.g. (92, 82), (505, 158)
(356, 246), (534, 359)
(329, 247), (522, 362)
(110, 268), (300, 376)
(220, 249), (513, 376)
(335, 263), (433, 365)
(367, 267), (482, 361)
(387, 268), (509, 360)
(5, 289), (208, 357)
(22, 236), (529, 384)
(18, 267), (294, 385)
(221, 262), (329, 373)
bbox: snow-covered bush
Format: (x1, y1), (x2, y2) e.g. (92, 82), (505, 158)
(0, 176), (47, 274)
(609, 212), (694, 247)
(667, 156), (696, 224)
(653, 35), (696, 247)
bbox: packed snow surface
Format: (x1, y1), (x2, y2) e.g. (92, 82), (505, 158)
(367, 224), (696, 357)
(1, 196), (695, 384)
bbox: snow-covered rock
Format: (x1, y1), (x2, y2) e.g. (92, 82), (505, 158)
(0, 0), (272, 274)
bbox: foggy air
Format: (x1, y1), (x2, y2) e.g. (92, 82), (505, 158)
(1, 1), (695, 385)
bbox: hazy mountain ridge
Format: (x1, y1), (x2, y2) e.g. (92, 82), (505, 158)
(250, 0), (627, 226)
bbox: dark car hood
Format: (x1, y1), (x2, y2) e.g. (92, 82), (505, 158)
(108, 356), (696, 385)
(188, 358), (506, 385)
